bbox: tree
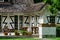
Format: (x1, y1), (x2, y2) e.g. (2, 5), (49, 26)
(43, 0), (60, 15)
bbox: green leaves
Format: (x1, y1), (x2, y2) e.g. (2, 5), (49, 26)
(50, 6), (58, 14)
(43, 0), (60, 14)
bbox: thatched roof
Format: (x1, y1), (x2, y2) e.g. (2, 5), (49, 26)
(0, 2), (45, 13)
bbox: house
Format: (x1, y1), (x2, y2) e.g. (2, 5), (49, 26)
(0, 0), (59, 38)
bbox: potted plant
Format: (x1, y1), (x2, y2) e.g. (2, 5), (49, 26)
(4, 32), (8, 35)
(27, 32), (32, 36)
(27, 27), (32, 36)
(20, 29), (27, 35)
(3, 26), (8, 35)
(14, 30), (20, 36)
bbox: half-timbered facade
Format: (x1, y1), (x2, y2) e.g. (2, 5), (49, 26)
(0, 0), (59, 38)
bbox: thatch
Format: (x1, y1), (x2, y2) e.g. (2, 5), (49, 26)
(0, 0), (45, 13)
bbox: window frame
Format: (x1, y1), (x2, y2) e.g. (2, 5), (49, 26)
(0, 0), (12, 3)
(0, 0), (4, 2)
(0, 0), (13, 5)
(33, 0), (43, 3)
(47, 16), (55, 23)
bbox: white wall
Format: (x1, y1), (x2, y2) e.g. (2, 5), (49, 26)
(2, 14), (14, 29)
(42, 8), (51, 23)
(42, 27), (56, 35)
(42, 7), (60, 24)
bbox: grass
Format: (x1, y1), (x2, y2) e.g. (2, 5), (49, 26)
(0, 37), (60, 40)
(0, 38), (37, 40)
(49, 38), (60, 40)
(43, 37), (60, 40)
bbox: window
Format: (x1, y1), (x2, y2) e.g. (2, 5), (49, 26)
(19, 16), (23, 27)
(0, 15), (2, 32)
(4, 0), (8, 2)
(24, 16), (30, 27)
(31, 16), (35, 27)
(14, 15), (18, 30)
(0, 0), (9, 2)
(47, 16), (55, 23)
(0, 0), (4, 2)
(36, 16), (40, 27)
(0, 0), (13, 4)
(33, 0), (43, 3)
(57, 16), (60, 24)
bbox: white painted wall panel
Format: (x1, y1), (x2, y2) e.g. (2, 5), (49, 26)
(2, 16), (14, 29)
(42, 27), (56, 35)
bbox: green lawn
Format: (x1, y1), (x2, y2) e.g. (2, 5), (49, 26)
(0, 38), (37, 40)
(0, 37), (60, 40)
(49, 38), (60, 40)
(43, 38), (60, 40)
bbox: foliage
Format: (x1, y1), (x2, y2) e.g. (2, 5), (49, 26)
(20, 29), (27, 35)
(43, 0), (60, 15)
(14, 30), (20, 35)
(20, 30), (26, 33)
